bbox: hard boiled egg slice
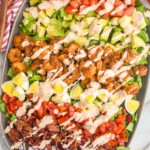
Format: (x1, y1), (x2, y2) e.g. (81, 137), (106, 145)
(52, 93), (70, 104)
(52, 80), (68, 94)
(70, 84), (84, 100)
(97, 89), (110, 103)
(12, 86), (25, 101)
(27, 81), (39, 94)
(12, 73), (29, 91)
(1, 81), (14, 96)
(80, 88), (97, 103)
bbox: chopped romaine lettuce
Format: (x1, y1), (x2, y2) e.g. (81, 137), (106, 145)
(7, 68), (15, 78)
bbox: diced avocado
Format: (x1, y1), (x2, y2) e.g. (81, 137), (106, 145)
(63, 21), (71, 28)
(50, 18), (62, 27)
(47, 25), (64, 37)
(82, 17), (95, 28)
(64, 14), (73, 21)
(30, 0), (40, 6)
(119, 16), (132, 29)
(74, 36), (88, 47)
(97, 19), (109, 28)
(41, 17), (50, 27)
(46, 8), (55, 18)
(111, 31), (125, 44)
(100, 26), (113, 42)
(81, 29), (89, 36)
(104, 43), (117, 51)
(23, 12), (35, 21)
(25, 22), (35, 32)
(111, 17), (119, 26)
(70, 84), (84, 100)
(37, 25), (46, 38)
(38, 11), (47, 19)
(89, 40), (100, 47)
(132, 35), (145, 48)
(88, 34), (100, 41)
(22, 18), (30, 26)
(74, 14), (83, 21)
(86, 11), (97, 17)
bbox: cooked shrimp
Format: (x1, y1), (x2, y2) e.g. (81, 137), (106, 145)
(79, 62), (96, 79)
(81, 78), (90, 85)
(25, 46), (33, 57)
(124, 49), (138, 64)
(50, 55), (61, 68)
(64, 43), (80, 54)
(96, 60), (102, 70)
(58, 54), (69, 63)
(125, 84), (140, 95)
(31, 60), (41, 71)
(31, 40), (47, 47)
(133, 65), (148, 76)
(13, 34), (29, 50)
(12, 62), (27, 74)
(42, 60), (54, 71)
(7, 48), (22, 63)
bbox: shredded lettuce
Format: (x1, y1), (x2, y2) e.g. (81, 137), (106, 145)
(0, 96), (6, 113)
(7, 68), (15, 78)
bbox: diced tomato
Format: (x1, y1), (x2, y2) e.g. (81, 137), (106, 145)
(82, 0), (90, 6)
(9, 97), (17, 102)
(130, 0), (136, 5)
(107, 121), (117, 131)
(122, 108), (127, 115)
(81, 118), (89, 124)
(116, 114), (125, 124)
(124, 6), (134, 16)
(64, 103), (70, 107)
(27, 93), (33, 101)
(70, 0), (80, 8)
(83, 129), (91, 137)
(37, 105), (44, 118)
(148, 0), (150, 4)
(58, 116), (69, 124)
(120, 128), (127, 138)
(48, 102), (58, 110)
(112, 9), (125, 17)
(16, 100), (23, 107)
(42, 101), (48, 115)
(99, 124), (106, 133)
(68, 106), (75, 117)
(75, 122), (82, 129)
(79, 5), (89, 12)
(89, 0), (98, 5)
(115, 0), (124, 7)
(76, 108), (82, 113)
(118, 139), (125, 146)
(116, 123), (124, 134)
(65, 5), (78, 14)
(2, 93), (10, 103)
(109, 140), (117, 147)
(6, 105), (13, 114)
(9, 101), (18, 112)
(103, 12), (111, 19)
(59, 105), (67, 112)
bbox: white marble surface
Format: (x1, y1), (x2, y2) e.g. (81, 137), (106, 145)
(0, 52), (150, 150)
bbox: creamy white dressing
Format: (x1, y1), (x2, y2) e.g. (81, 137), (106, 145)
(93, 50), (104, 62)
(125, 0), (131, 5)
(111, 5), (125, 15)
(84, 61), (93, 67)
(74, 49), (87, 60)
(5, 119), (17, 134)
(39, 116), (54, 128)
(24, 57), (30, 62)
(79, 0), (105, 15)
(16, 101), (32, 117)
(38, 1), (52, 10)
(26, 7), (38, 18)
(33, 140), (51, 149)
(10, 141), (23, 150)
(22, 41), (30, 47)
(31, 46), (50, 59)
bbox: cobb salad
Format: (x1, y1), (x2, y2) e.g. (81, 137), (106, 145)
(0, 0), (150, 150)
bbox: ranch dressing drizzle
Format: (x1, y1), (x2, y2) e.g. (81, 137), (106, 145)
(5, 119), (17, 134)
(10, 141), (23, 150)
(31, 46), (50, 59)
(111, 5), (125, 15)
(79, 0), (105, 15)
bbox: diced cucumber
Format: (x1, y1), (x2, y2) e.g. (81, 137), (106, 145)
(47, 25), (64, 37)
(86, 11), (96, 17)
(38, 11), (47, 19)
(132, 35), (145, 48)
(111, 17), (119, 26)
(23, 12), (35, 21)
(119, 16), (132, 29)
(74, 36), (88, 47)
(104, 43), (117, 51)
(50, 18), (62, 27)
(111, 31), (125, 44)
(46, 8), (55, 18)
(82, 17), (95, 28)
(25, 22), (36, 32)
(22, 18), (30, 26)
(100, 26), (113, 42)
(30, 0), (40, 6)
(97, 19), (109, 27)
(37, 25), (46, 38)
